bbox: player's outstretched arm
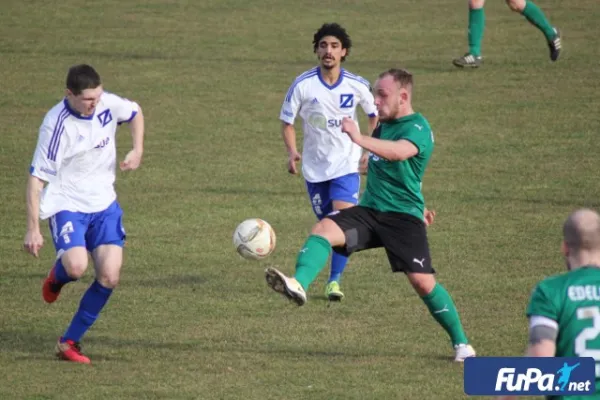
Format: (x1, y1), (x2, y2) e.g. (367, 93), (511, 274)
(24, 175), (45, 257)
(281, 122), (301, 175)
(120, 105), (144, 171)
(341, 117), (417, 161)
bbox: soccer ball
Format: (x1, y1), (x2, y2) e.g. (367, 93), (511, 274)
(233, 218), (276, 260)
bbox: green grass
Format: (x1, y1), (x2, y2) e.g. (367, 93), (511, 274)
(1, 0), (600, 398)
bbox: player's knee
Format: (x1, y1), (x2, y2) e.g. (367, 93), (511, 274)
(311, 220), (331, 238)
(408, 273), (436, 297)
(311, 219), (344, 247)
(469, 0), (485, 9)
(96, 273), (120, 289)
(505, 0), (525, 12)
(61, 251), (88, 279)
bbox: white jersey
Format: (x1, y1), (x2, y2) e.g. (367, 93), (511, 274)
(30, 92), (139, 219)
(280, 67), (377, 183)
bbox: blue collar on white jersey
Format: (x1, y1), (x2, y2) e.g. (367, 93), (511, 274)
(317, 67), (344, 90)
(63, 98), (95, 120)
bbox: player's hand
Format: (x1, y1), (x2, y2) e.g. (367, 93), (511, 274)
(341, 117), (362, 145)
(24, 230), (44, 257)
(287, 151), (301, 175)
(359, 152), (369, 175)
(424, 208), (436, 226)
(120, 149), (143, 171)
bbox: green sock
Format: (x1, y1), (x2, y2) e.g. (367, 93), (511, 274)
(421, 283), (469, 347)
(468, 7), (485, 57)
(294, 235), (332, 290)
(521, 0), (556, 41)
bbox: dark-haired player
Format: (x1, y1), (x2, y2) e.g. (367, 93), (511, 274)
(279, 23), (378, 301)
(23, 64), (145, 364)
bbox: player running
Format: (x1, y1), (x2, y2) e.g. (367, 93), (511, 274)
(280, 23), (378, 301)
(23, 64), (145, 364)
(453, 0), (561, 68)
(269, 68), (476, 362)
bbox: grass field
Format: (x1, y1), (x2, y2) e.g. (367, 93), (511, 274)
(1, 0), (600, 399)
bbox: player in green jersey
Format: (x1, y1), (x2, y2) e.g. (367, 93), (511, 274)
(453, 0), (562, 68)
(265, 68), (476, 362)
(497, 208), (600, 400)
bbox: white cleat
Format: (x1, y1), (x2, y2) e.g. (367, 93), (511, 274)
(454, 344), (476, 362)
(265, 267), (307, 306)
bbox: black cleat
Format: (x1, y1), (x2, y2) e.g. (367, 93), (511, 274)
(452, 53), (483, 68)
(548, 28), (562, 61)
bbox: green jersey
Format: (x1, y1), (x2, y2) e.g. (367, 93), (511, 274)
(527, 266), (600, 399)
(359, 112), (434, 220)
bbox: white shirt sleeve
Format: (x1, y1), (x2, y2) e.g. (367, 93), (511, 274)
(529, 315), (559, 329)
(30, 113), (68, 183)
(358, 83), (377, 118)
(104, 92), (139, 124)
(279, 81), (302, 125)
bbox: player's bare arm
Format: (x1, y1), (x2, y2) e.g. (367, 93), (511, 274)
(24, 175), (45, 257)
(341, 116), (418, 161)
(526, 317), (557, 357)
(281, 121), (301, 175)
(526, 338), (556, 357)
(120, 106), (145, 171)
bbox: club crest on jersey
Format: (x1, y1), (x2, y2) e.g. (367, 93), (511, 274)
(97, 109), (113, 127)
(340, 94), (354, 108)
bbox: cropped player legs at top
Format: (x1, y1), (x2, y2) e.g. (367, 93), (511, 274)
(453, 0), (561, 68)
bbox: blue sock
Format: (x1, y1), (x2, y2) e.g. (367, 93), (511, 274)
(54, 259), (76, 284)
(61, 280), (113, 343)
(328, 252), (348, 283)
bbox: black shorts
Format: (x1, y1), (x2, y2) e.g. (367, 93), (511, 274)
(327, 206), (435, 274)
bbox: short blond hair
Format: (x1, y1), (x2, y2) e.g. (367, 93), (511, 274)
(379, 68), (413, 90)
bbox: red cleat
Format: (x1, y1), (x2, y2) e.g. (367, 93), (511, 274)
(42, 266), (64, 304)
(55, 338), (91, 364)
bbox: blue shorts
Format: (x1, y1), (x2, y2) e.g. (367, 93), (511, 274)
(48, 200), (126, 254)
(305, 173), (360, 220)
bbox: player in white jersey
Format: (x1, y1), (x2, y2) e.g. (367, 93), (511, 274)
(280, 23), (378, 301)
(23, 64), (145, 364)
